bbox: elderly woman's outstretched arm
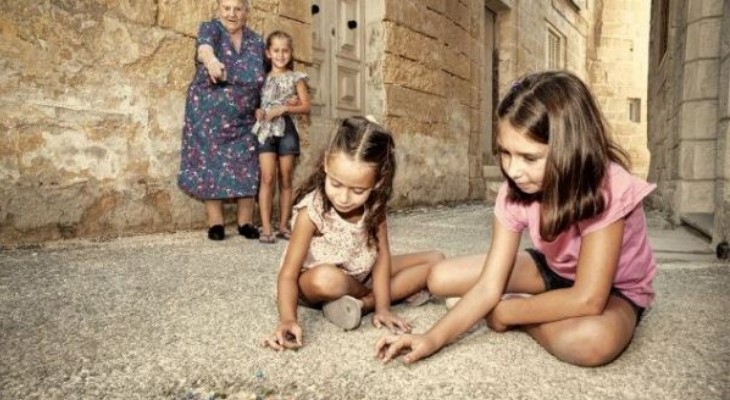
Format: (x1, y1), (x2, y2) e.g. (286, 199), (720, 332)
(197, 44), (226, 83)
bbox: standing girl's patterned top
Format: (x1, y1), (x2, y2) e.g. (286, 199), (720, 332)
(252, 71), (309, 144)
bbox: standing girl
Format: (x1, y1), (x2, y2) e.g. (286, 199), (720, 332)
(376, 71), (657, 367)
(253, 31), (311, 244)
(263, 116), (443, 351)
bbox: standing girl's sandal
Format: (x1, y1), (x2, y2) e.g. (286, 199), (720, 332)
(322, 295), (362, 330)
(275, 230), (292, 240)
(259, 233), (277, 244)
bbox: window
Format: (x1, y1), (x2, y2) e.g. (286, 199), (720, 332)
(546, 25), (564, 69)
(629, 98), (641, 123)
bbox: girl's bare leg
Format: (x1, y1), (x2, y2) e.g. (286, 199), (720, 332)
(297, 251), (444, 314)
(205, 199), (224, 226)
(277, 155), (296, 233)
(388, 250), (445, 302)
(298, 264), (369, 305)
(428, 250), (637, 366)
(427, 251), (546, 297)
(258, 153), (277, 236)
(523, 296), (637, 367)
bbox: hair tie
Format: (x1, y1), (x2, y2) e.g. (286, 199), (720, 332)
(364, 115), (379, 124)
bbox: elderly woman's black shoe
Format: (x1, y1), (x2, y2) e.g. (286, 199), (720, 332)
(237, 223), (260, 239)
(207, 225), (225, 241)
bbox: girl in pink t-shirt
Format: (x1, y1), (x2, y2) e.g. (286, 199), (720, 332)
(376, 71), (657, 367)
(263, 116), (443, 351)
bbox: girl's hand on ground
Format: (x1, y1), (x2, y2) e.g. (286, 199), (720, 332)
(374, 334), (438, 365)
(372, 311), (412, 334)
(262, 321), (302, 351)
(264, 105), (287, 121)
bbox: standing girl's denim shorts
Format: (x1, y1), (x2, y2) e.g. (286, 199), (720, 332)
(259, 115), (300, 155)
(525, 248), (645, 325)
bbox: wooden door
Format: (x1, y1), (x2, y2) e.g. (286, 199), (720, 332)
(310, 0), (365, 120)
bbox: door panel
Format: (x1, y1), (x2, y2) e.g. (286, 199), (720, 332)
(310, 0), (328, 116)
(308, 0), (365, 119)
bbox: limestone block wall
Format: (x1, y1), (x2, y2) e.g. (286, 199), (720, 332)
(647, 0), (681, 214)
(0, 1), (305, 245)
(0, 0), (657, 246)
(379, 0), (482, 205)
(716, 2), (730, 244)
(648, 0), (730, 245)
(589, 0), (651, 178)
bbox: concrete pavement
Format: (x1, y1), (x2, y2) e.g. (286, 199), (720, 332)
(1, 204), (728, 399)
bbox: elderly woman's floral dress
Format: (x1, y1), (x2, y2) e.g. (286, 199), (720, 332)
(178, 19), (265, 199)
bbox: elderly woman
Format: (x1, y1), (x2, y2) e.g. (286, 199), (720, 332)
(178, 0), (265, 240)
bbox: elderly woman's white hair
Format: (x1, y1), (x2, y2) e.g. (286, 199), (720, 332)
(218, 0), (250, 9)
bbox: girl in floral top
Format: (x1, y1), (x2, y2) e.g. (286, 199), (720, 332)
(253, 31), (311, 244)
(263, 116), (444, 351)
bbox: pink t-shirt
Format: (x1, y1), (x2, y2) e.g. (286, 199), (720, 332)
(494, 162), (657, 308)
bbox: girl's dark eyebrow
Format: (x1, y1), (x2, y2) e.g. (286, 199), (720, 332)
(326, 173), (373, 190)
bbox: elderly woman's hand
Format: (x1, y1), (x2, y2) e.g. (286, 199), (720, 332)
(204, 56), (227, 84)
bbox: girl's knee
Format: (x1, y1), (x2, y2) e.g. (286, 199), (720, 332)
(301, 265), (348, 300)
(260, 172), (276, 186)
(551, 324), (628, 367)
(278, 175), (293, 190)
(426, 250), (445, 266)
(426, 261), (451, 295)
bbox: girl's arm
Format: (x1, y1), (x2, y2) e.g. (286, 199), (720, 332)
(371, 220), (393, 313)
(277, 210), (317, 324)
(424, 219), (521, 346)
(285, 79), (311, 114)
(197, 44), (226, 83)
(376, 218), (521, 364)
(492, 219), (624, 327)
(370, 220), (411, 332)
(267, 79), (311, 121)
(263, 209), (316, 350)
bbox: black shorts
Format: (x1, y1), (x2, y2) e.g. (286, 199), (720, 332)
(258, 115), (300, 156)
(525, 248), (645, 325)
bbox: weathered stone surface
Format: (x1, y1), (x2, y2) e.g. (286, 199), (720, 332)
(158, 0), (216, 37)
(389, 132), (470, 206)
(445, 0), (470, 32)
(280, 0), (312, 24)
(384, 0), (445, 39)
(384, 22), (442, 70)
(0, 0), (669, 245)
(385, 85), (445, 123)
(382, 54), (445, 96)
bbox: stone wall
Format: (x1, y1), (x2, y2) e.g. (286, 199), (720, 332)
(647, 0), (730, 246)
(589, 0), (651, 178)
(0, 1), (305, 245)
(380, 0), (478, 205)
(1, 0), (657, 246)
(719, 2), (730, 245)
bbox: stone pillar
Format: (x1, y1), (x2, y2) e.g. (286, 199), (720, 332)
(715, 1), (730, 247)
(677, 0), (723, 215)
